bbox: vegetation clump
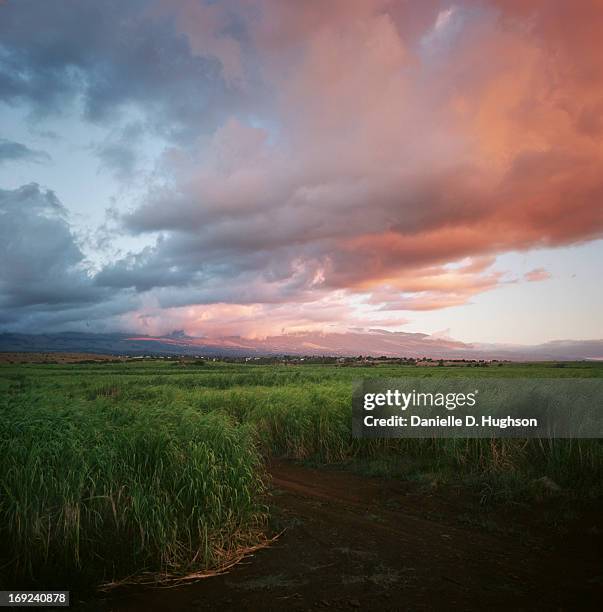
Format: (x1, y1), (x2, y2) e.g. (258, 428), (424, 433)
(0, 374), (267, 588)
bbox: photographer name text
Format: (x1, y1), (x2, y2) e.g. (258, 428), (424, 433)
(363, 414), (538, 429)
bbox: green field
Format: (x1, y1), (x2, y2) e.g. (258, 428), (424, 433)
(1, 360), (602, 589)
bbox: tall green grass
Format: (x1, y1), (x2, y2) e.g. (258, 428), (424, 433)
(1, 360), (602, 588)
(181, 378), (603, 497)
(0, 384), (266, 588)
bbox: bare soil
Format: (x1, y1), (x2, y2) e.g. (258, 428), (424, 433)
(85, 459), (602, 611)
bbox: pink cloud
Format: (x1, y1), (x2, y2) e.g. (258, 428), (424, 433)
(524, 268), (551, 282)
(118, 0), (603, 335)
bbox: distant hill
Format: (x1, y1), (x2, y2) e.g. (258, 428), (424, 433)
(1, 330), (601, 361)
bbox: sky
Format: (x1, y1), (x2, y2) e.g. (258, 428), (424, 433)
(0, 0), (602, 346)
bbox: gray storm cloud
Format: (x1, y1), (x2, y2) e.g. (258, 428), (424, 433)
(0, 185), (135, 331)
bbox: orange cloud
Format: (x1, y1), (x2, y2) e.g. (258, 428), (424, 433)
(118, 0), (603, 335)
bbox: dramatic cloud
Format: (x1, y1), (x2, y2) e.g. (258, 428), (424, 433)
(1, 0), (602, 340)
(0, 0), (259, 139)
(0, 184), (89, 307)
(0, 184), (133, 331)
(116, 0), (603, 327)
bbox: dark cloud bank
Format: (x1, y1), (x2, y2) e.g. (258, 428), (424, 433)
(0, 184), (136, 331)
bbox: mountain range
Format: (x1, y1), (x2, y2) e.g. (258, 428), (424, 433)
(1, 330), (601, 361)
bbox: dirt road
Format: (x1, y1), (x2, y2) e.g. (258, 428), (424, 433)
(95, 460), (602, 611)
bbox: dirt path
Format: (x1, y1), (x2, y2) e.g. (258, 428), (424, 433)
(94, 460), (602, 611)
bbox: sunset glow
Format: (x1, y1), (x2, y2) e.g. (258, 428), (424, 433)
(1, 0), (602, 349)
